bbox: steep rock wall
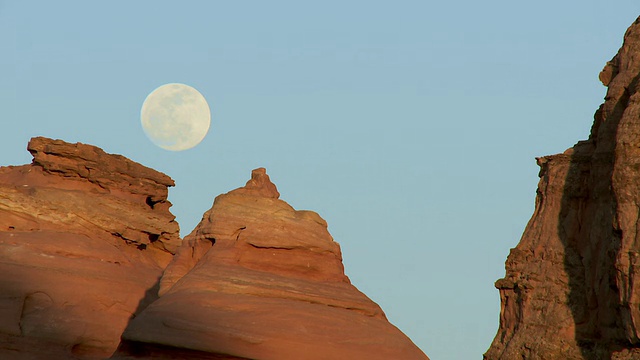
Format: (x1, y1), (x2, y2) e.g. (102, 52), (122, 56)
(486, 16), (640, 360)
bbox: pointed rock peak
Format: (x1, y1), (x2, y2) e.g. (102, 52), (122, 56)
(231, 167), (280, 198)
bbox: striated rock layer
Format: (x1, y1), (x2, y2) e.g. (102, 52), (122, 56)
(485, 17), (640, 359)
(0, 137), (181, 359)
(116, 168), (429, 360)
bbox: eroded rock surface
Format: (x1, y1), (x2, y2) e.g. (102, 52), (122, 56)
(0, 137), (180, 359)
(0, 140), (427, 359)
(485, 17), (640, 359)
(117, 168), (429, 360)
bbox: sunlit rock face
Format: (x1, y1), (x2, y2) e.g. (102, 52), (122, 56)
(0, 139), (428, 359)
(117, 168), (429, 360)
(485, 17), (640, 360)
(0, 137), (180, 359)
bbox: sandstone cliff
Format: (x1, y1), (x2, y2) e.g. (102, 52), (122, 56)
(485, 17), (640, 359)
(0, 139), (427, 359)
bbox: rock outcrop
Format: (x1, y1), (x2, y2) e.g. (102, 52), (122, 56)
(0, 137), (180, 359)
(485, 17), (640, 359)
(115, 168), (429, 360)
(0, 139), (427, 359)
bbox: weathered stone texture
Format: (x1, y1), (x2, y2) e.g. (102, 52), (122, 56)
(0, 141), (427, 359)
(119, 168), (428, 360)
(486, 16), (640, 360)
(0, 137), (181, 359)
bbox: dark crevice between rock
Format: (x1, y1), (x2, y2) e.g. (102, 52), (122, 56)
(111, 341), (251, 360)
(148, 233), (159, 243)
(145, 196), (159, 209)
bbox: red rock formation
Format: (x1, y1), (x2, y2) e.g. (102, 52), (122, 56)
(485, 17), (640, 359)
(0, 137), (180, 359)
(0, 140), (427, 359)
(116, 168), (429, 360)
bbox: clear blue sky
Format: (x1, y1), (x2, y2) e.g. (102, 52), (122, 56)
(2, 2), (639, 359)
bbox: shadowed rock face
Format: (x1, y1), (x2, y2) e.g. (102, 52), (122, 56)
(117, 168), (429, 360)
(0, 137), (180, 359)
(485, 17), (640, 360)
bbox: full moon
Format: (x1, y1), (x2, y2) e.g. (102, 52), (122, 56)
(140, 83), (211, 151)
